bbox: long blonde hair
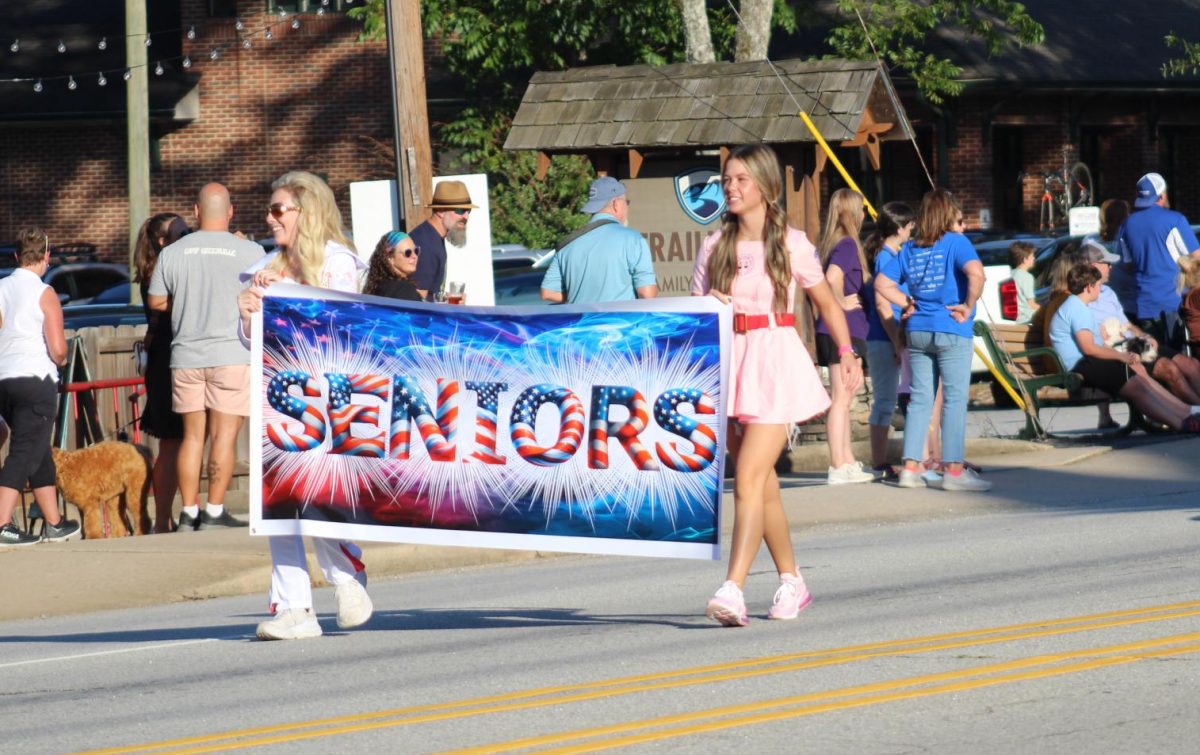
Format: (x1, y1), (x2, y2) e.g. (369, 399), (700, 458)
(1179, 254), (1200, 293)
(706, 144), (791, 312)
(266, 171), (355, 285)
(819, 188), (869, 283)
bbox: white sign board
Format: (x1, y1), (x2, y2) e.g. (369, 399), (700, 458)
(349, 180), (399, 263)
(1069, 206), (1101, 237)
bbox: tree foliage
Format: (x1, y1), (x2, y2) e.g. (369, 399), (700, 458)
(349, 1), (1043, 242)
(1162, 32), (1200, 77)
(826, 0), (1044, 104)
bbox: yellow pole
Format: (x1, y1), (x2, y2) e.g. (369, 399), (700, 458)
(974, 346), (1026, 411)
(797, 110), (878, 221)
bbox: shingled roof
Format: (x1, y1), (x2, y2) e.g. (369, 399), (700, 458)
(504, 59), (913, 153)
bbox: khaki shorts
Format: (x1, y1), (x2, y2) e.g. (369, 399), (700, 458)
(172, 365), (251, 417)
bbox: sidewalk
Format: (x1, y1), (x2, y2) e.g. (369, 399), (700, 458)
(2, 414), (1142, 623)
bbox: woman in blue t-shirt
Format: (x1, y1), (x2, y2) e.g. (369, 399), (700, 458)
(876, 189), (989, 492)
(863, 202), (914, 482)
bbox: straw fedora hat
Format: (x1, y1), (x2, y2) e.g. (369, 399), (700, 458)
(428, 180), (478, 210)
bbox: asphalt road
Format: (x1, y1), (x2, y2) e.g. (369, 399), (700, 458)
(3, 443), (1198, 755)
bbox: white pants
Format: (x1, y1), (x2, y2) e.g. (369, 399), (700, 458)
(268, 535), (364, 611)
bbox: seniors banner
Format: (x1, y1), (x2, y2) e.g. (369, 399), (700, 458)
(250, 283), (728, 560)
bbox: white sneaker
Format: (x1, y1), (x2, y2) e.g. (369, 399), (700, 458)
(940, 467), (992, 492)
(896, 468), (925, 488)
(256, 608), (322, 641)
(335, 579), (374, 629)
(827, 462), (874, 485)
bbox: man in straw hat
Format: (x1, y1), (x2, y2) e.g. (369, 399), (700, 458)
(410, 179), (478, 300)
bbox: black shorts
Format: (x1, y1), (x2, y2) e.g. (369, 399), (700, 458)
(1073, 356), (1131, 398)
(815, 333), (868, 368)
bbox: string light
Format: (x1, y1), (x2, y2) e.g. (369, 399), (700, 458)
(4, 12), (340, 90)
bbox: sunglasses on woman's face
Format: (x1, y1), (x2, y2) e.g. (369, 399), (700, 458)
(267, 203), (300, 219)
(394, 246), (420, 258)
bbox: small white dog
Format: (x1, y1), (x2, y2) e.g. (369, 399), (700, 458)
(1100, 317), (1157, 363)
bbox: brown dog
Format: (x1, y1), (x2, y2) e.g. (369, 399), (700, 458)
(51, 441), (153, 539)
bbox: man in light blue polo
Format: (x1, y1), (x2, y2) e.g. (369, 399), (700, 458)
(1116, 172), (1200, 349)
(540, 177), (658, 304)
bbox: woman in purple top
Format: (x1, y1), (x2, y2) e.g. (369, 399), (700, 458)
(815, 188), (873, 485)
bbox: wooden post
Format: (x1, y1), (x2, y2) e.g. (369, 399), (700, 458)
(125, 0), (149, 300)
(385, 0), (433, 230)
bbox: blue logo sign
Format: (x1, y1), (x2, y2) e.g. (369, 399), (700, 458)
(674, 168), (725, 225)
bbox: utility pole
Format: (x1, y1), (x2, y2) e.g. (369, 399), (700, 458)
(385, 0), (433, 231)
(126, 0), (150, 292)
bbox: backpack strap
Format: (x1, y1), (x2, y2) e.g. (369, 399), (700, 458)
(555, 218), (618, 252)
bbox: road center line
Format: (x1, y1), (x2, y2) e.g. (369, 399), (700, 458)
(0, 637), (227, 670)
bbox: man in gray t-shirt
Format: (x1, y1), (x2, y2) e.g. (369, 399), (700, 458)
(147, 182), (262, 531)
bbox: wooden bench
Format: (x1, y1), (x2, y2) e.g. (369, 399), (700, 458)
(974, 320), (1148, 438)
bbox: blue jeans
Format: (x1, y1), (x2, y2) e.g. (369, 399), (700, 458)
(866, 339), (901, 427)
(902, 331), (974, 465)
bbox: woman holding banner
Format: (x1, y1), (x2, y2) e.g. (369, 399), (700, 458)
(692, 144), (863, 627)
(237, 170), (372, 641)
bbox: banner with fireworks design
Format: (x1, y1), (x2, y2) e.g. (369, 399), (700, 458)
(249, 283), (729, 559)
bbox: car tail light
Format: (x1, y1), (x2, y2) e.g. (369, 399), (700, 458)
(1000, 279), (1018, 320)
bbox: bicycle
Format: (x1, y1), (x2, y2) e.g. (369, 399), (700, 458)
(1018, 146), (1094, 233)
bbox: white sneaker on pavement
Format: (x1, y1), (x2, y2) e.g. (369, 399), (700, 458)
(256, 608), (322, 641)
(335, 579), (374, 629)
(827, 461), (874, 485)
(940, 467), (992, 492)
(896, 468), (925, 488)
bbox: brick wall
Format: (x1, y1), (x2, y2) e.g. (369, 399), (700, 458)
(1, 1), (394, 259)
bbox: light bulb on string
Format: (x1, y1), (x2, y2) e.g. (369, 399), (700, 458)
(98, 72), (107, 86)
(279, 8), (287, 18)
(98, 37), (107, 51)
(265, 28), (273, 41)
(182, 56), (191, 68)
(144, 34), (152, 47)
(67, 75), (76, 90)
(155, 61), (164, 75)
(242, 38), (252, 50)
(235, 18), (244, 31)
(210, 48), (219, 60)
(9, 40), (18, 53)
(187, 26), (196, 40)
(57, 40), (66, 53)
(33, 80), (43, 93)
(291, 18), (300, 30)
(123, 69), (131, 81)
(317, 7), (325, 15)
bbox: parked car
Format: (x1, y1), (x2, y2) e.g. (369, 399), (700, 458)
(493, 265), (550, 306)
(967, 234), (1055, 373)
(44, 262), (129, 305)
(492, 244), (555, 271)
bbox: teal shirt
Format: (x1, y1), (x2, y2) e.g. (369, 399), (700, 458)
(540, 213), (657, 304)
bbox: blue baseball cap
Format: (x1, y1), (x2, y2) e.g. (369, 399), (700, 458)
(582, 177), (627, 214)
(1134, 172), (1166, 209)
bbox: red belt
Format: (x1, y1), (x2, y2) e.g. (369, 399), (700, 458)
(733, 312), (795, 333)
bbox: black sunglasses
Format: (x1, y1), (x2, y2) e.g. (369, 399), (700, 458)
(395, 246), (421, 258)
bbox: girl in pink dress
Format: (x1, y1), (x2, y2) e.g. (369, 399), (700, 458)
(692, 144), (863, 627)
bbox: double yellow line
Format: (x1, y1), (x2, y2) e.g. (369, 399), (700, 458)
(86, 600), (1200, 754)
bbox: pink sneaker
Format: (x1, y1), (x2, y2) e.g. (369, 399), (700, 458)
(706, 580), (749, 627)
(767, 572), (812, 620)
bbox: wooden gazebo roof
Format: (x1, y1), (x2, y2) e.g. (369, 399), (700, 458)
(504, 58), (914, 168)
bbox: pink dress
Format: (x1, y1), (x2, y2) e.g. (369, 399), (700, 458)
(692, 227), (831, 424)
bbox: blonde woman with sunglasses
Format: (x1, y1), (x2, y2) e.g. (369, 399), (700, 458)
(237, 171), (372, 641)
